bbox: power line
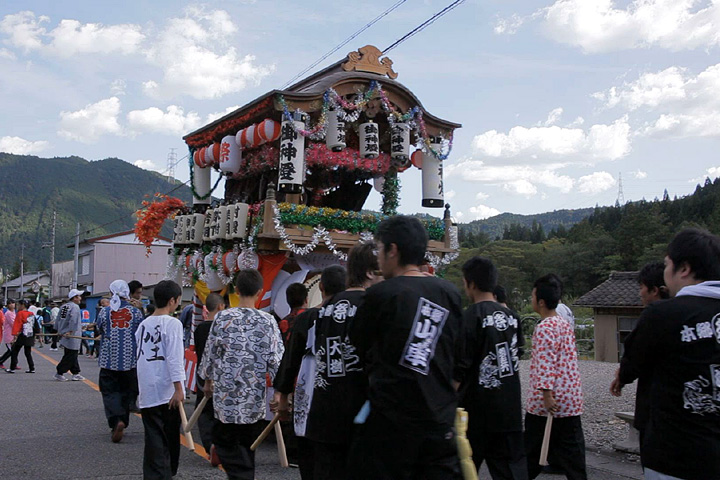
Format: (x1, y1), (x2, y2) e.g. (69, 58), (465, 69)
(281, 0), (408, 89)
(383, 0), (467, 54)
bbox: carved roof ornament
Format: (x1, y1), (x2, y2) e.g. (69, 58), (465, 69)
(341, 45), (398, 79)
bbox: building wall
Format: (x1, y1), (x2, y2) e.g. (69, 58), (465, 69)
(77, 250), (95, 290)
(92, 242), (169, 294)
(594, 313), (619, 362)
(52, 260), (75, 299)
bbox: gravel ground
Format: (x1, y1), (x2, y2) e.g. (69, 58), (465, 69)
(519, 359), (640, 460)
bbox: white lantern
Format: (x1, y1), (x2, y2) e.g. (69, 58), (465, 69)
(209, 206), (223, 241)
(231, 202), (249, 239)
(219, 135), (242, 175)
(360, 120), (380, 159)
(190, 213), (205, 244)
(183, 215), (193, 244)
(203, 206), (214, 242)
(326, 109), (346, 152)
(222, 203), (234, 240)
(421, 136), (444, 208)
(214, 204), (228, 241)
(193, 163), (211, 205)
(278, 114), (306, 194)
(390, 123), (410, 163)
(173, 214), (185, 245)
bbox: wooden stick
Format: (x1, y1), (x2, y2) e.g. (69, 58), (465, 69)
(37, 333), (102, 341)
(184, 396), (209, 433)
(250, 412), (281, 451)
(274, 419), (289, 467)
(178, 404), (195, 451)
(539, 413), (553, 466)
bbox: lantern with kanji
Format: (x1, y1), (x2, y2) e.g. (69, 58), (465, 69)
(189, 213), (204, 244)
(390, 122), (410, 169)
(219, 135), (242, 175)
(222, 202), (234, 240)
(326, 109), (346, 152)
(360, 120), (380, 159)
(173, 213), (186, 245)
(421, 136), (444, 208)
(231, 202), (249, 239)
(278, 113), (306, 194)
(202, 205), (214, 242)
(213, 203), (227, 241)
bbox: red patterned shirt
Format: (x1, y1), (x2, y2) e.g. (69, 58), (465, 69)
(526, 315), (583, 417)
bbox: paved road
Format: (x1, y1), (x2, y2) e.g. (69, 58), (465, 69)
(0, 347), (641, 480)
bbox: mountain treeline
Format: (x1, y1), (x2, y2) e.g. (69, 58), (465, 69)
(444, 178), (720, 311)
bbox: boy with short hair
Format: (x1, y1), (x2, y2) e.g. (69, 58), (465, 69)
(136, 280), (186, 479)
(458, 256), (527, 479)
(524, 274), (586, 480)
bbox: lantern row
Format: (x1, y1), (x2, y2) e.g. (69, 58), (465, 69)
(172, 202), (250, 245)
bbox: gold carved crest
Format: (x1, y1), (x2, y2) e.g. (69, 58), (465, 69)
(341, 45), (398, 79)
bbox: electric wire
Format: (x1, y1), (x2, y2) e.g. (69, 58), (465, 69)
(383, 0), (467, 54)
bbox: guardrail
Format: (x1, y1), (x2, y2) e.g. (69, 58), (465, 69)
(520, 315), (594, 359)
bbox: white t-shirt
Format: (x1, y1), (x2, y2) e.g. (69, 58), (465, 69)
(135, 314), (186, 409)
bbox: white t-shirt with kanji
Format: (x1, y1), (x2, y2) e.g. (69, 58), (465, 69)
(135, 314), (186, 409)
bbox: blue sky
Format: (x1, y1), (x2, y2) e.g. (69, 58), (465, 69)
(2, 0), (719, 221)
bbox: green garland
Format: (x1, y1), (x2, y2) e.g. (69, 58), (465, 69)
(381, 168), (400, 216)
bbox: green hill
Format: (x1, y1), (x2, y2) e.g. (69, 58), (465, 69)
(0, 153), (194, 273)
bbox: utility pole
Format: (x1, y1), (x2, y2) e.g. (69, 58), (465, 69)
(43, 210), (57, 298)
(73, 222), (80, 289)
(20, 243), (24, 299)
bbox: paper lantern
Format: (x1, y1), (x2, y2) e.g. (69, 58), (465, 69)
(204, 144), (216, 165)
(202, 206), (214, 242)
(189, 213), (205, 244)
(244, 124), (257, 148)
(421, 137), (444, 208)
(183, 215), (193, 244)
(213, 204), (228, 241)
(193, 163), (211, 205)
(411, 149), (423, 169)
(173, 214), (185, 245)
(253, 125), (264, 147)
(231, 202), (249, 239)
(193, 150), (202, 167)
(219, 135), (242, 175)
(326, 110), (346, 152)
(360, 121), (380, 159)
(258, 119), (281, 143)
(235, 128), (245, 148)
(204, 254), (224, 291)
(222, 203), (234, 240)
(390, 123), (410, 162)
(198, 147), (208, 167)
(278, 115), (306, 194)
(212, 143), (221, 163)
(222, 251), (237, 275)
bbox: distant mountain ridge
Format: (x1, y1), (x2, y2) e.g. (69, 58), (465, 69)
(459, 208), (595, 240)
(0, 153), (193, 273)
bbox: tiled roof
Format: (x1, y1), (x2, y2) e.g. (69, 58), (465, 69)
(574, 271), (643, 308)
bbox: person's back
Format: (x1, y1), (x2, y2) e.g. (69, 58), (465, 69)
(97, 300), (143, 372)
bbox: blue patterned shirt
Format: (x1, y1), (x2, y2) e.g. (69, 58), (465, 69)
(97, 301), (144, 371)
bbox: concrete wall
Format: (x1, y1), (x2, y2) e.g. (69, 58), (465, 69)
(92, 242), (170, 294)
(594, 314), (618, 362)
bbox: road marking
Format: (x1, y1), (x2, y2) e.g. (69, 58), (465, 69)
(34, 348), (214, 466)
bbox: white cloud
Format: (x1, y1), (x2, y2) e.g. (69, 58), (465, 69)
(0, 135), (49, 154)
(539, 0), (720, 53)
(454, 211), (465, 220)
(58, 97), (123, 143)
(494, 13), (526, 34)
(446, 160), (575, 193)
(631, 169), (648, 179)
(469, 204), (501, 220)
(134, 159), (164, 173)
(503, 179), (538, 197)
(0, 11), (144, 56)
(142, 7), (273, 99)
(110, 79), (127, 96)
(205, 105), (241, 124)
(0, 47), (16, 59)
(445, 190), (456, 200)
(544, 107), (563, 126)
(577, 171), (616, 194)
(475, 192), (489, 200)
(690, 166), (720, 184)
(598, 64), (720, 138)
(568, 116), (585, 127)
(472, 116), (631, 161)
(127, 105), (202, 136)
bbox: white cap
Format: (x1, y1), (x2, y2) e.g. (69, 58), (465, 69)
(68, 288), (85, 299)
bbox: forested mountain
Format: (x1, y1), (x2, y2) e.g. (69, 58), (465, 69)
(0, 153), (193, 274)
(444, 178), (720, 312)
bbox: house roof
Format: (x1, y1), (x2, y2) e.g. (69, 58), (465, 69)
(66, 230), (171, 248)
(4, 271), (50, 288)
(574, 271), (643, 308)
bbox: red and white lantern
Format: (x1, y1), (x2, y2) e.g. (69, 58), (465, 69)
(257, 119), (281, 143)
(219, 135), (242, 175)
(411, 149), (423, 169)
(204, 144), (216, 165)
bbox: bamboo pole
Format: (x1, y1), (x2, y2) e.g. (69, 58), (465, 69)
(178, 404), (195, 451)
(184, 396), (209, 433)
(250, 412), (281, 451)
(539, 414), (553, 466)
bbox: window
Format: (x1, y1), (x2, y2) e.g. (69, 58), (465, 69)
(79, 254), (90, 276)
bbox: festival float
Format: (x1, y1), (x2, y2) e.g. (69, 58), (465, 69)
(136, 45), (461, 320)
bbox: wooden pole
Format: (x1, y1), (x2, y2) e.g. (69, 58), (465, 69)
(184, 396), (209, 433)
(178, 404), (195, 451)
(250, 412), (281, 451)
(539, 414), (553, 466)
(274, 420), (289, 467)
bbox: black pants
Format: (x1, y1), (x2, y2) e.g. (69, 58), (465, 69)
(194, 389), (215, 452)
(524, 413), (587, 480)
(347, 410), (461, 480)
(48, 327), (58, 348)
(99, 368), (138, 429)
(141, 403), (181, 480)
(314, 440), (352, 480)
(0, 343), (13, 364)
(469, 430), (528, 480)
(56, 348), (80, 375)
(297, 436), (316, 480)
(9, 339), (34, 371)
(212, 420), (262, 480)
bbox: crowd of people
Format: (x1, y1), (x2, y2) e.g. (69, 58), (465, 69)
(2, 218), (719, 480)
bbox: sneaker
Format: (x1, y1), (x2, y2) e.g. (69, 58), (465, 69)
(71, 374), (85, 381)
(15, 366), (21, 370)
(50, 348), (58, 351)
(54, 373), (68, 382)
(5, 369), (15, 374)
(111, 421), (126, 443)
(26, 370), (35, 373)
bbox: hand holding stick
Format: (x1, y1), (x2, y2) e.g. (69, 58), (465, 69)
(250, 412), (281, 451)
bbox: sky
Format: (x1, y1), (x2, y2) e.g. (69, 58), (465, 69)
(1, 0), (720, 222)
